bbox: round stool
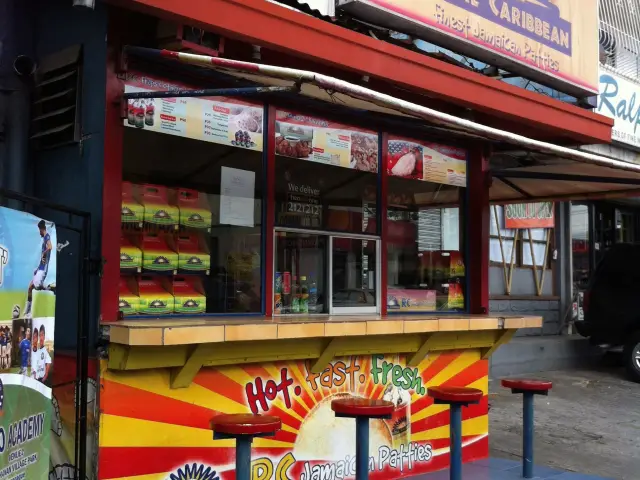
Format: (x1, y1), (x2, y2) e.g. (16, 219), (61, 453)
(211, 414), (281, 480)
(331, 397), (394, 480)
(427, 386), (483, 480)
(501, 379), (552, 479)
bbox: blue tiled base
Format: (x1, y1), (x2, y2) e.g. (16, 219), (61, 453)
(408, 458), (614, 480)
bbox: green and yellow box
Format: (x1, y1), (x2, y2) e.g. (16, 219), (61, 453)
(177, 188), (212, 229)
(140, 184), (179, 226)
(138, 277), (174, 315)
(142, 233), (178, 273)
(122, 182), (144, 225)
(173, 277), (206, 314)
(120, 236), (142, 271)
(119, 277), (141, 316)
(177, 234), (210, 273)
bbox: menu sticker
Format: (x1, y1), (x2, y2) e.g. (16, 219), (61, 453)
(275, 110), (378, 173)
(387, 137), (467, 187)
(123, 72), (264, 151)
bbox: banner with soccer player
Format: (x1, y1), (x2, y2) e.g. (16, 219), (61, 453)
(0, 207), (56, 479)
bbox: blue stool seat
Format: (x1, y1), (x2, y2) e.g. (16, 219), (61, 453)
(427, 386), (483, 480)
(501, 378), (552, 479)
(331, 397), (394, 480)
(211, 414), (281, 480)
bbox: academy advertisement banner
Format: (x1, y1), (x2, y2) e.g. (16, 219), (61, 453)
(0, 207), (57, 480)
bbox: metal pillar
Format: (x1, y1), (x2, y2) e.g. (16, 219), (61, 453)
(522, 392), (535, 478)
(449, 404), (463, 480)
(355, 417), (370, 480)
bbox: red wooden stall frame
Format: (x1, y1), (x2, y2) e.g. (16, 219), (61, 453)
(264, 105), (277, 316)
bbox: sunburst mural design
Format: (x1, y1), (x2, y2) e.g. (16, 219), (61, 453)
(98, 350), (489, 480)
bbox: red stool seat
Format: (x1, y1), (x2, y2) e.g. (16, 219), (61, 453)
(331, 397), (394, 417)
(211, 414), (281, 436)
(501, 379), (553, 392)
(427, 386), (483, 404)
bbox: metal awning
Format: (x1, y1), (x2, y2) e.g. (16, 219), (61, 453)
(124, 47), (640, 203)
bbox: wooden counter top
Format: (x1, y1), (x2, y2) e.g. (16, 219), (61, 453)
(105, 314), (542, 347)
(104, 314), (541, 388)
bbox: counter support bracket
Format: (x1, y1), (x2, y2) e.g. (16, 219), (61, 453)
(408, 334), (436, 367)
(170, 343), (209, 389)
(310, 338), (345, 374)
(481, 329), (516, 359)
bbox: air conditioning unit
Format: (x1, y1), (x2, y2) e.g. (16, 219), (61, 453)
(156, 21), (225, 57)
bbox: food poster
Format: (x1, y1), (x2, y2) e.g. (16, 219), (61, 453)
(123, 72), (264, 152)
(275, 110), (379, 173)
(0, 208), (58, 479)
(387, 137), (467, 187)
(99, 350), (489, 479)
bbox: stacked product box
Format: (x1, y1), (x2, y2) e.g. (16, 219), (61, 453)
(119, 277), (141, 315)
(121, 182), (144, 226)
(120, 235), (142, 272)
(173, 277), (206, 314)
(140, 183), (179, 228)
(177, 234), (211, 274)
(119, 182), (213, 317)
(177, 188), (212, 230)
(142, 232), (179, 273)
(138, 276), (175, 315)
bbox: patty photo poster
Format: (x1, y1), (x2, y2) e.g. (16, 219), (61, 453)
(0, 207), (57, 479)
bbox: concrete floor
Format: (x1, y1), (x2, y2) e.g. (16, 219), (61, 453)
(489, 367), (640, 480)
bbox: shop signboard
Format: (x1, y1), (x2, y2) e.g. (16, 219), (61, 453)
(504, 202), (554, 229)
(387, 136), (467, 187)
(275, 110), (379, 173)
(338, 0), (599, 96)
(124, 72), (264, 152)
(0, 208), (57, 480)
(99, 350), (489, 479)
(597, 69), (640, 149)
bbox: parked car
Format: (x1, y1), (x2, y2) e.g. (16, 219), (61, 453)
(575, 243), (640, 382)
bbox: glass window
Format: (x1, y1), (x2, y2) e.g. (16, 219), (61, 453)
(119, 75), (265, 316)
(332, 238), (377, 309)
(386, 137), (466, 313)
(274, 232), (327, 314)
(571, 203), (590, 291)
(274, 110), (378, 234)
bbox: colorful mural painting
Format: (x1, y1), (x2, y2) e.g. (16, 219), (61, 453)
(98, 349), (488, 480)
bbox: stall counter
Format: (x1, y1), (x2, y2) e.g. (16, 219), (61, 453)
(98, 315), (541, 480)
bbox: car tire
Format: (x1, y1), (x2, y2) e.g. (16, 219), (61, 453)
(623, 332), (640, 383)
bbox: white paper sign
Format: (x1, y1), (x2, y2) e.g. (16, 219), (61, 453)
(220, 167), (256, 227)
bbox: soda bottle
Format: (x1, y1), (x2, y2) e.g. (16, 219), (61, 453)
(300, 276), (309, 313)
(292, 276), (300, 313)
(308, 274), (318, 313)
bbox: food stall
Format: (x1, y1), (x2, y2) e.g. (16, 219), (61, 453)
(95, 48), (548, 480)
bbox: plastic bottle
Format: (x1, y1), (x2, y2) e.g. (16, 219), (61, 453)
(308, 274), (318, 313)
(292, 276), (300, 314)
(300, 276), (309, 313)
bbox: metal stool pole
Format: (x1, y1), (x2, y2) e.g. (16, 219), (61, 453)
(331, 397), (394, 480)
(522, 391), (535, 478)
(235, 436), (253, 480)
(449, 403), (463, 480)
(427, 386), (483, 480)
(500, 379), (553, 480)
(355, 417), (370, 480)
